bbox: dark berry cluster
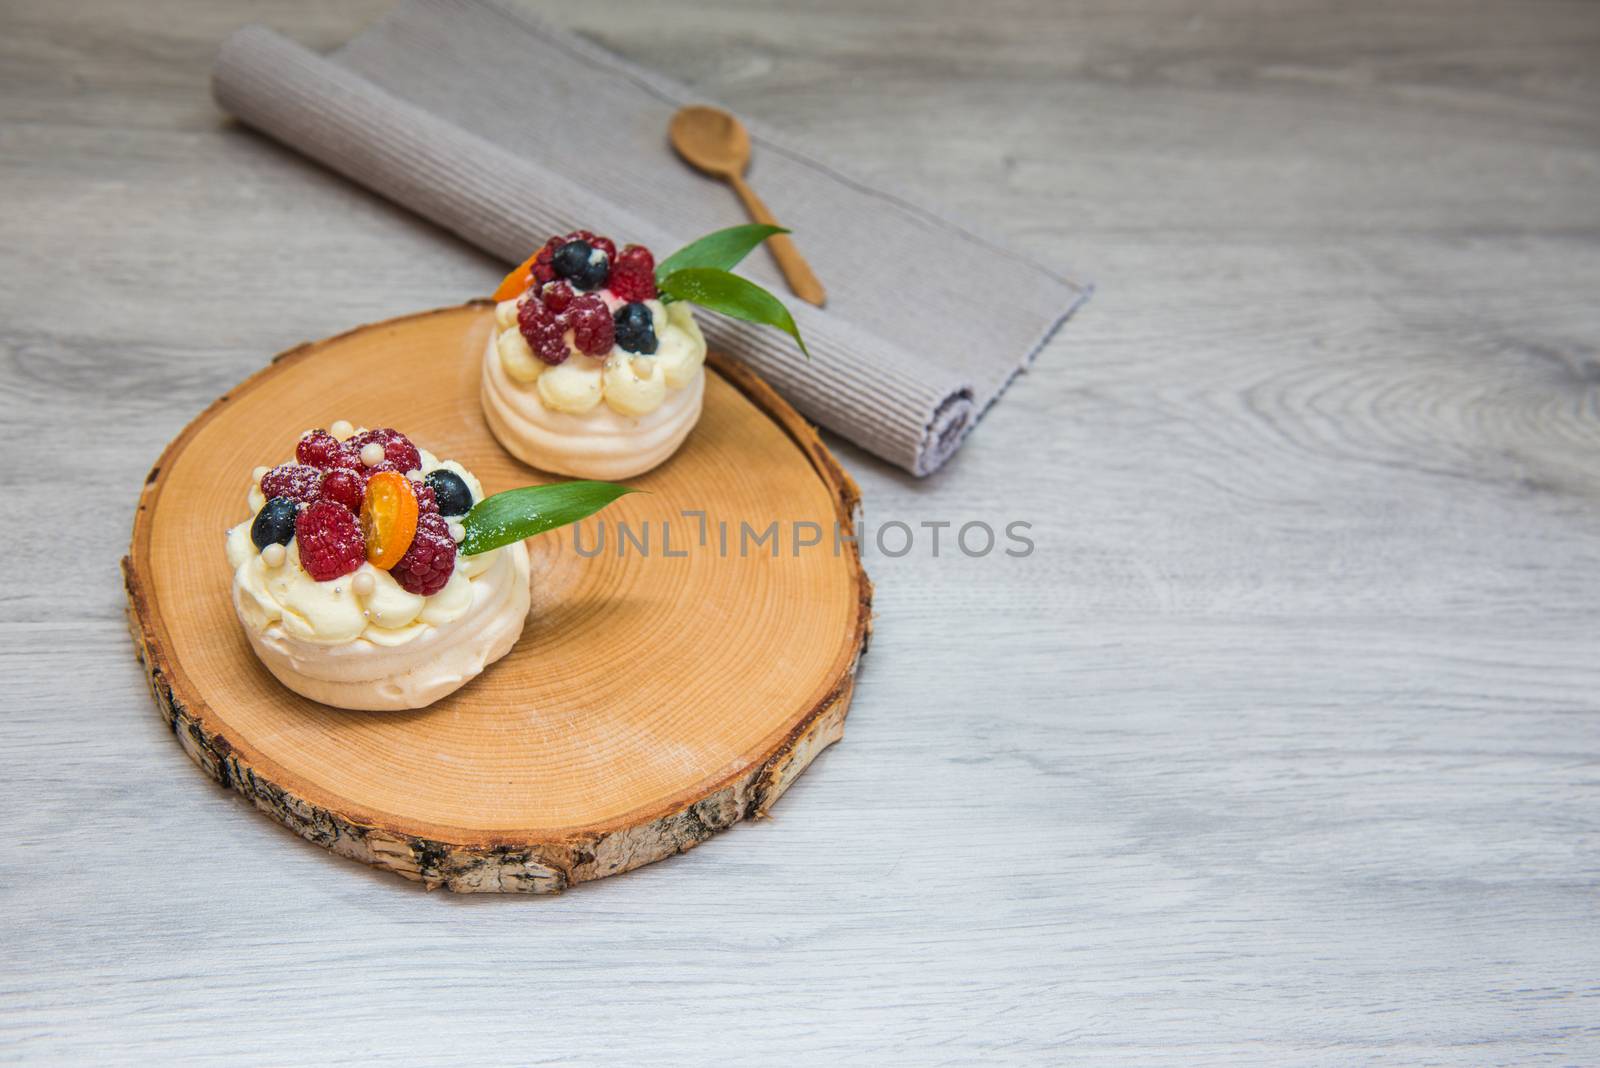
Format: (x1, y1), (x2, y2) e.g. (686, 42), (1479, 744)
(512, 231), (660, 363)
(530, 229), (617, 291)
(248, 428), (473, 594)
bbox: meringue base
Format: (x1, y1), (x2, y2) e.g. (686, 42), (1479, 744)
(239, 542), (532, 711)
(480, 337), (704, 480)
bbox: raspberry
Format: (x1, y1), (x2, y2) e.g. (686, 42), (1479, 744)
(318, 467), (365, 513)
(296, 430), (357, 471)
(615, 243), (653, 274)
(386, 439), (422, 473)
(567, 293), (614, 355)
(391, 512), (456, 595)
(518, 297), (570, 364)
(294, 500), (366, 581)
(348, 428), (422, 474)
(531, 237), (561, 285)
(411, 478), (438, 515)
(260, 463), (322, 503)
(608, 244), (657, 302)
(541, 280), (575, 314)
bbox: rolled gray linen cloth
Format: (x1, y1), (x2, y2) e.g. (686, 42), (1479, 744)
(212, 1), (1090, 475)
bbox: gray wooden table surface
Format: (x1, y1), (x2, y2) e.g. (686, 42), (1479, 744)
(3, 0), (1598, 1063)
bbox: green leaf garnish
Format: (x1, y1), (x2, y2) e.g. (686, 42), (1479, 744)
(459, 480), (637, 556)
(655, 224), (788, 282)
(656, 267), (809, 358)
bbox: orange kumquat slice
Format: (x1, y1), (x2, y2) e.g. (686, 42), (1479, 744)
(360, 471), (419, 570)
(491, 251), (542, 302)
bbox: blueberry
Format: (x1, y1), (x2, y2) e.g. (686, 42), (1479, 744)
(425, 469), (474, 517)
(553, 240), (610, 291)
(552, 240), (591, 278)
(613, 302), (658, 354)
(560, 239), (614, 292)
(575, 259), (610, 291)
(251, 496), (299, 549)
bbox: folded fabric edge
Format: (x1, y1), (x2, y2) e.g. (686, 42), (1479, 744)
(983, 282), (1095, 420)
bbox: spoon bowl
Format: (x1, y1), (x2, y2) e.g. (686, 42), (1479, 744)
(669, 105), (751, 180)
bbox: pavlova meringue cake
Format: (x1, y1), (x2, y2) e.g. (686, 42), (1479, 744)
(226, 422), (627, 711)
(483, 225), (807, 480)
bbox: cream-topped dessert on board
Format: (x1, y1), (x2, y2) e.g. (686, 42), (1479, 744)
(483, 225), (808, 480)
(226, 423), (628, 711)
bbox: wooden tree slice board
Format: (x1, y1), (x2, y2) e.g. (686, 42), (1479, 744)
(123, 303), (871, 894)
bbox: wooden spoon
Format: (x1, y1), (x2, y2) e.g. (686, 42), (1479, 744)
(669, 105), (826, 308)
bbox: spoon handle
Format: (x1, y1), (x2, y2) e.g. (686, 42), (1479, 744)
(726, 174), (827, 308)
